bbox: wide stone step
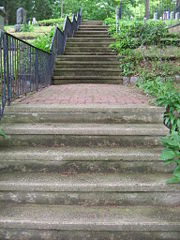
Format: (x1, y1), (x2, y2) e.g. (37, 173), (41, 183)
(55, 61), (119, 68)
(78, 28), (108, 32)
(3, 105), (165, 124)
(0, 123), (168, 147)
(0, 173), (179, 206)
(54, 68), (121, 77)
(67, 38), (114, 42)
(53, 77), (123, 84)
(0, 147), (173, 174)
(0, 204), (180, 239)
(81, 21), (104, 25)
(67, 42), (112, 47)
(57, 55), (118, 61)
(74, 34), (110, 38)
(65, 47), (114, 54)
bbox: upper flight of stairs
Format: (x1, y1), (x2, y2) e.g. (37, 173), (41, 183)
(0, 103), (180, 239)
(53, 20), (122, 84)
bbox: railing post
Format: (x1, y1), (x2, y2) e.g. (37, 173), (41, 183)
(35, 49), (39, 91)
(4, 34), (10, 105)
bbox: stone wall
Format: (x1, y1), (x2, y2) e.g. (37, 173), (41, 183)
(168, 23), (180, 36)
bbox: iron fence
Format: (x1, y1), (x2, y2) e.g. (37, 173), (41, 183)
(0, 9), (81, 119)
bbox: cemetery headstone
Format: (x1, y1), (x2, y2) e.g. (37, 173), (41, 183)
(153, 12), (158, 21)
(32, 17), (37, 25)
(166, 11), (170, 20)
(0, 7), (6, 31)
(15, 7), (26, 32)
(170, 11), (175, 20)
(175, 12), (180, 20)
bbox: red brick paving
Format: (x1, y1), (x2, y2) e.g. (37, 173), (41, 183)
(15, 84), (149, 105)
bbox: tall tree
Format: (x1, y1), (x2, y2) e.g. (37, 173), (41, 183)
(61, 0), (63, 18)
(145, 0), (150, 19)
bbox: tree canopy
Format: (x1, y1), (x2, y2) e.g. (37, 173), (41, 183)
(0, 0), (179, 24)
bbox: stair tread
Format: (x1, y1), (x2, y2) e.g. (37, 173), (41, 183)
(54, 68), (120, 71)
(1, 123), (168, 135)
(0, 203), (180, 231)
(0, 172), (180, 192)
(0, 146), (162, 161)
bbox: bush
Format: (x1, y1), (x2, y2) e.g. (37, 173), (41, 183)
(38, 18), (65, 26)
(21, 24), (34, 32)
(0, 129), (6, 139)
(31, 28), (55, 52)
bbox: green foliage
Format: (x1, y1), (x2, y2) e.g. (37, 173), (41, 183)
(31, 28), (55, 52)
(21, 24), (34, 32)
(161, 131), (180, 184)
(38, 18), (65, 26)
(0, 129), (6, 139)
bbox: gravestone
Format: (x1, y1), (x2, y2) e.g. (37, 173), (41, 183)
(170, 11), (175, 20)
(32, 17), (37, 25)
(15, 7), (26, 32)
(175, 12), (180, 20)
(166, 11), (170, 20)
(153, 12), (158, 20)
(0, 7), (6, 31)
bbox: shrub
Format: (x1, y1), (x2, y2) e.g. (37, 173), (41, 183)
(0, 129), (6, 139)
(21, 24), (34, 32)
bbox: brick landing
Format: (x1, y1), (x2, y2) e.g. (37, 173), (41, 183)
(14, 84), (149, 105)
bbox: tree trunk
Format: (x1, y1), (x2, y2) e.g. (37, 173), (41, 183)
(61, 0), (63, 18)
(145, 0), (150, 19)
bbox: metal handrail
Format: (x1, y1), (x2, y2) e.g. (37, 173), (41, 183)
(0, 9), (81, 120)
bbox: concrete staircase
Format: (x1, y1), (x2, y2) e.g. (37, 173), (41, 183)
(0, 103), (180, 240)
(53, 21), (122, 84)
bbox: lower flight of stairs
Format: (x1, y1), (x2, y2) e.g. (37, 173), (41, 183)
(0, 104), (180, 240)
(53, 20), (122, 85)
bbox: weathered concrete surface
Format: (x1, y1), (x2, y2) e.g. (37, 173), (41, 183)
(0, 147), (174, 174)
(0, 204), (180, 231)
(0, 123), (168, 147)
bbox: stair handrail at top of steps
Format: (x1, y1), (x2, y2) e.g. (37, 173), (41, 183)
(0, 9), (82, 120)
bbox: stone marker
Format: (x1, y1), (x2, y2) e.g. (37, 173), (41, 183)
(0, 7), (6, 31)
(32, 17), (37, 25)
(153, 12), (158, 21)
(175, 12), (180, 20)
(170, 11), (175, 20)
(15, 7), (26, 32)
(166, 11), (170, 20)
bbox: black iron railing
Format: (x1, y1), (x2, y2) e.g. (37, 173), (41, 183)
(0, 10), (81, 119)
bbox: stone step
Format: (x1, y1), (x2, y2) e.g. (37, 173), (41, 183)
(65, 47), (114, 54)
(74, 34), (110, 38)
(53, 68), (121, 77)
(67, 42), (112, 47)
(78, 28), (108, 32)
(79, 26), (108, 30)
(0, 204), (180, 239)
(81, 21), (104, 25)
(56, 55), (118, 61)
(67, 38), (114, 42)
(55, 61), (119, 68)
(0, 147), (173, 174)
(53, 77), (123, 84)
(0, 173), (179, 206)
(0, 123), (168, 147)
(3, 105), (165, 124)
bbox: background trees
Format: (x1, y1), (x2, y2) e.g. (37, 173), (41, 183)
(0, 0), (179, 24)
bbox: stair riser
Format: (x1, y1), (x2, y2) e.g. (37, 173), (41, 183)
(81, 22), (104, 25)
(55, 64), (119, 68)
(78, 28), (108, 31)
(3, 110), (164, 124)
(0, 191), (179, 207)
(57, 56), (118, 61)
(67, 43), (112, 47)
(53, 80), (123, 84)
(0, 160), (174, 174)
(65, 48), (113, 53)
(0, 230), (179, 240)
(65, 52), (115, 55)
(53, 70), (121, 77)
(67, 38), (113, 42)
(0, 135), (163, 148)
(74, 35), (110, 38)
